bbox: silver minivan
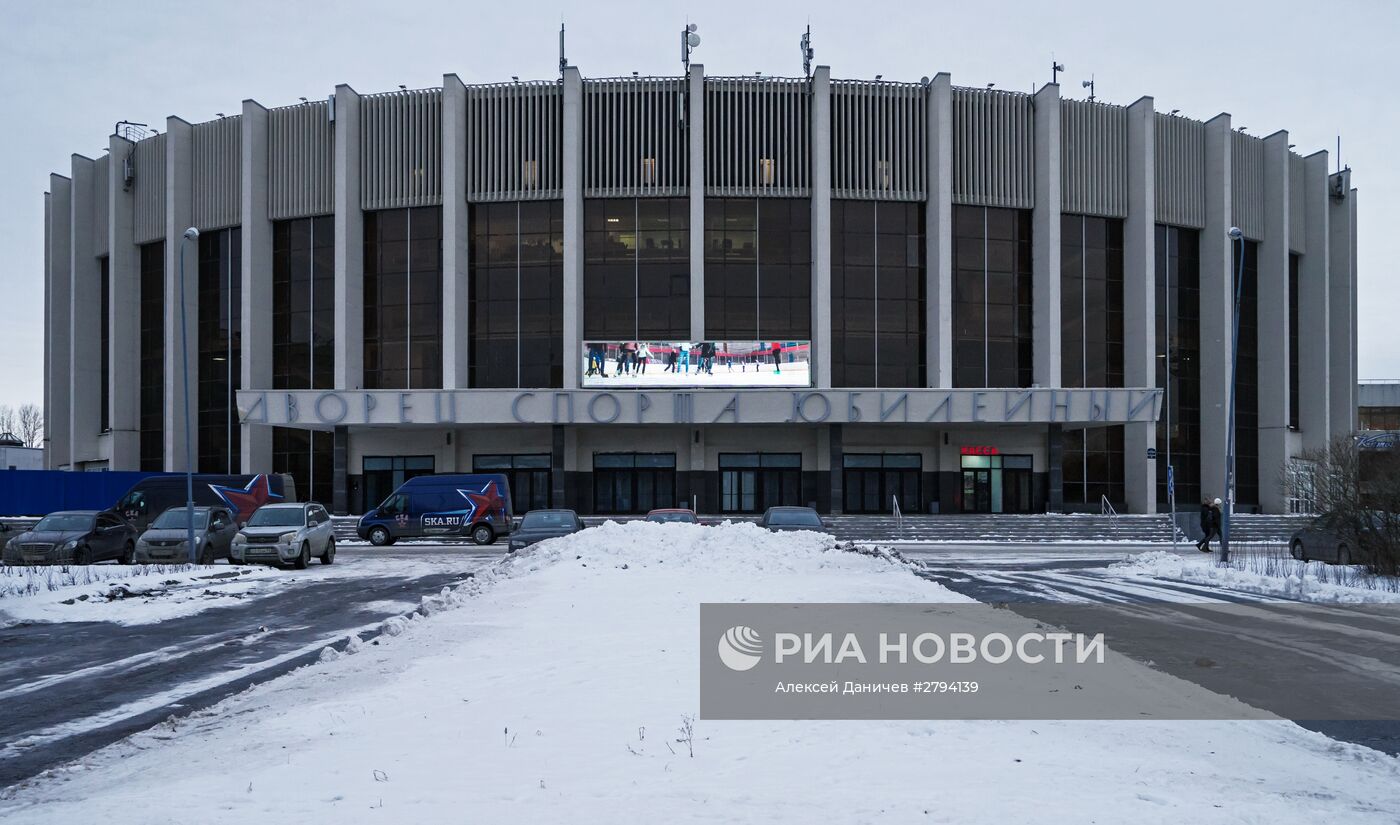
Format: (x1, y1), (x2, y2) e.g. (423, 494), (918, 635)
(232, 503), (336, 568)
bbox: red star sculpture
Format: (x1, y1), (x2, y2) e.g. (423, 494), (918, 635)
(461, 481), (505, 523)
(210, 475), (283, 521)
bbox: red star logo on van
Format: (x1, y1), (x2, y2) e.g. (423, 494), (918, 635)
(210, 475), (283, 521)
(460, 481), (505, 523)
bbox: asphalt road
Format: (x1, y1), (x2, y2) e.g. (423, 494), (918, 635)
(911, 549), (1400, 755)
(0, 545), (497, 789)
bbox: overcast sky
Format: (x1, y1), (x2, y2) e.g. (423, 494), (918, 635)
(1, 0), (1395, 412)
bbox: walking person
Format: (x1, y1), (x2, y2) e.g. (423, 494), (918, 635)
(770, 341), (783, 374)
(637, 342), (652, 374)
(1196, 497), (1222, 553)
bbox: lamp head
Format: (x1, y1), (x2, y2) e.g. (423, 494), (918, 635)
(183, 227), (200, 240)
(1227, 226), (1243, 240)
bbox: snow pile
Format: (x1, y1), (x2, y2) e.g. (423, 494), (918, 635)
(1111, 550), (1400, 603)
(3, 523), (1399, 823)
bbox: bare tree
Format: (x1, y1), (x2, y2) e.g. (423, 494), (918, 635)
(16, 404), (43, 448)
(1284, 434), (1400, 576)
(0, 405), (15, 438)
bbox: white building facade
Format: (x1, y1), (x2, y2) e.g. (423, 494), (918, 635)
(42, 65), (1359, 516)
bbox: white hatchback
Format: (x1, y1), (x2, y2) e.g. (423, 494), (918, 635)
(232, 503), (336, 569)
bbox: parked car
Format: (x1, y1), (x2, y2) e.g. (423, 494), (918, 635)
(1290, 511), (1383, 565)
(136, 505), (239, 565)
(757, 506), (831, 534)
(110, 473), (297, 534)
(2, 510), (137, 565)
(645, 508), (699, 524)
(358, 474), (514, 547)
(507, 509), (585, 553)
(232, 502), (336, 568)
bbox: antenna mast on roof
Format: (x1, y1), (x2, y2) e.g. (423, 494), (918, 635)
(800, 25), (814, 78)
(559, 23), (567, 74)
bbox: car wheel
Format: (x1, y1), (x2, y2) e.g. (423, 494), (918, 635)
(1337, 543), (1351, 566)
(471, 523), (495, 546)
(199, 545), (214, 565)
(320, 537), (335, 565)
(120, 541), (135, 565)
(368, 526), (392, 547)
(293, 542), (310, 570)
(74, 545), (92, 565)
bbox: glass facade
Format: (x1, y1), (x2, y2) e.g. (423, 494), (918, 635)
(1233, 240), (1260, 507)
(273, 217), (335, 390)
(592, 452), (676, 514)
(469, 201), (564, 388)
(842, 453), (920, 514)
(473, 454), (552, 512)
(704, 198), (811, 340)
(952, 206), (1033, 388)
(99, 256), (109, 434)
(1289, 252), (1300, 431)
(273, 427), (333, 508)
(1060, 215), (1124, 388)
(139, 242), (164, 472)
(830, 200), (926, 387)
(362, 455), (435, 511)
(364, 206), (443, 389)
(583, 198), (689, 340)
(197, 228), (242, 474)
(1062, 427), (1125, 507)
(1360, 407), (1400, 431)
(718, 453), (802, 514)
(1155, 226), (1202, 509)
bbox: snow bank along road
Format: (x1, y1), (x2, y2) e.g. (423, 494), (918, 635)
(913, 548), (1400, 755)
(1, 524), (1398, 824)
(0, 546), (494, 787)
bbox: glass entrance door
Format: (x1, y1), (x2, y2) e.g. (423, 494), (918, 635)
(959, 453), (1034, 513)
(961, 468), (992, 513)
(593, 453), (676, 514)
(719, 453), (802, 513)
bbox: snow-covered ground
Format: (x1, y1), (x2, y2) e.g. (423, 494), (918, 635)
(1110, 550), (1400, 603)
(2, 524), (1397, 823)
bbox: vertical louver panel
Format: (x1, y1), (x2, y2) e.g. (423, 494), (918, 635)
(829, 79), (926, 201)
(704, 77), (811, 197)
(1231, 131), (1265, 240)
(268, 101), (334, 219)
(951, 87), (1033, 208)
(1060, 99), (1127, 218)
(360, 88), (443, 210)
(1289, 151), (1306, 254)
(583, 77), (688, 197)
(93, 154), (110, 256)
(1154, 113), (1206, 229)
(132, 133), (167, 243)
(192, 116), (242, 230)
(465, 81), (563, 201)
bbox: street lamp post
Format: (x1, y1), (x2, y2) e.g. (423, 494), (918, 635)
(1222, 226), (1246, 564)
(180, 227), (200, 563)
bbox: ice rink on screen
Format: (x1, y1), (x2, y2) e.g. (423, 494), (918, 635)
(581, 358), (811, 388)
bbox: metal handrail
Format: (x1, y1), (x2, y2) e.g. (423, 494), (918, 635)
(892, 495), (903, 536)
(1100, 495), (1119, 530)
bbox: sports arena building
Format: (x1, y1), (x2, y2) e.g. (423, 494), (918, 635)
(41, 62), (1359, 516)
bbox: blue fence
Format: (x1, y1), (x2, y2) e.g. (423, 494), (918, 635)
(0, 470), (168, 516)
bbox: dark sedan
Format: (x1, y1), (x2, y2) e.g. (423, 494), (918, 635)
(1, 511), (137, 565)
(507, 509), (585, 553)
(645, 508), (700, 524)
(757, 506), (831, 534)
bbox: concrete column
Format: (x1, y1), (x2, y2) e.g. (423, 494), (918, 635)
(1298, 151), (1330, 451)
(332, 425), (349, 514)
(1047, 423), (1064, 512)
(1257, 131), (1291, 512)
(828, 423), (843, 515)
(688, 64), (705, 340)
(1123, 97), (1157, 514)
(926, 73), (953, 388)
(108, 136), (140, 469)
(46, 176), (72, 469)
(69, 154), (102, 464)
(1199, 113), (1234, 502)
(551, 425), (566, 508)
(810, 66), (832, 389)
(334, 85), (364, 390)
(240, 100), (274, 473)
(441, 75), (470, 388)
(163, 117), (197, 472)
(1327, 169), (1355, 437)
(1031, 83), (1061, 388)
(562, 67), (583, 388)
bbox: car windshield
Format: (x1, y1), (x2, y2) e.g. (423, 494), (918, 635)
(247, 508), (305, 527)
(34, 513), (94, 532)
(769, 509), (821, 526)
(522, 512), (576, 530)
(647, 512), (696, 523)
(151, 509), (210, 530)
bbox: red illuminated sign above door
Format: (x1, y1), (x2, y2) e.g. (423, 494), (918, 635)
(960, 446), (1000, 456)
